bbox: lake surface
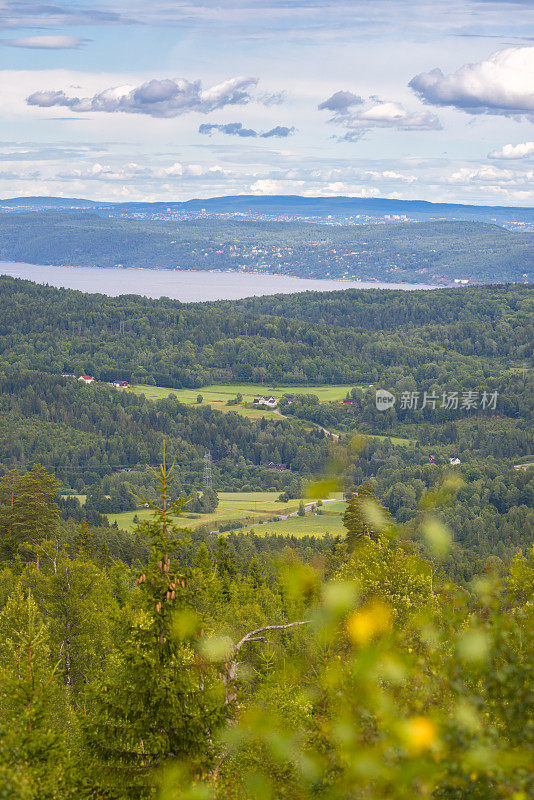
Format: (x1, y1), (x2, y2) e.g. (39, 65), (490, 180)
(0, 261), (435, 301)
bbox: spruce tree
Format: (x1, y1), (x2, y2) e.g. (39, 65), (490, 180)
(0, 466), (60, 562)
(0, 588), (70, 800)
(342, 482), (393, 550)
(82, 450), (227, 798)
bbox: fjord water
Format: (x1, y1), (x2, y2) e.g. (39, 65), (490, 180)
(0, 262), (435, 301)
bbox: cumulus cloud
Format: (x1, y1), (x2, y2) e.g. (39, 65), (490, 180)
(317, 91), (364, 112)
(26, 76), (262, 118)
(199, 122), (257, 137)
(250, 178), (304, 194)
(488, 142), (534, 160)
(365, 169), (417, 183)
(55, 160), (230, 182)
(2, 35), (87, 49)
(198, 122), (295, 138)
(261, 125), (295, 138)
(319, 93), (441, 140)
(409, 47), (534, 117)
(447, 165), (534, 188)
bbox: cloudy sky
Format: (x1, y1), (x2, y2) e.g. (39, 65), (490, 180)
(1, 0), (533, 205)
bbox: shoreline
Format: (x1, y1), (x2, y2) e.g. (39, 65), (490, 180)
(0, 260), (445, 293)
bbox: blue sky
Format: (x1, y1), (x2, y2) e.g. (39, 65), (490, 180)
(0, 0), (533, 205)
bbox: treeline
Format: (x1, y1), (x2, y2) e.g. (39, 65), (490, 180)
(0, 277), (531, 387)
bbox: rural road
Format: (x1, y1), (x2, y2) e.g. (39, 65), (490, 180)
(278, 497), (340, 520)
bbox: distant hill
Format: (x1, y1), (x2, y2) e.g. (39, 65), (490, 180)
(1, 194), (533, 229)
(0, 212), (532, 284)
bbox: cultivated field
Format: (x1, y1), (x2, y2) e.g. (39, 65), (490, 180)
(108, 491), (345, 537)
(128, 382), (359, 409)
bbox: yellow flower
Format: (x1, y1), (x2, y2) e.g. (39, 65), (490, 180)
(402, 716), (437, 754)
(346, 600), (392, 647)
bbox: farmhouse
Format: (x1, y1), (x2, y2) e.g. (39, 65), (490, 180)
(78, 375), (95, 384)
(112, 380), (130, 388)
(253, 396), (277, 408)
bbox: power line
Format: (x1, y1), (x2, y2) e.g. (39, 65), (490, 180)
(203, 450), (213, 490)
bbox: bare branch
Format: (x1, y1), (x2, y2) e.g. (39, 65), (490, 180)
(234, 621), (309, 655)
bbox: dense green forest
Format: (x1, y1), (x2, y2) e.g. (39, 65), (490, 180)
(0, 275), (533, 797)
(0, 277), (531, 578)
(1, 277), (531, 386)
(0, 213), (532, 282)
(0, 459), (533, 799)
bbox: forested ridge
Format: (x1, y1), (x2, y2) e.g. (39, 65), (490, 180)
(0, 212), (532, 282)
(0, 277), (531, 386)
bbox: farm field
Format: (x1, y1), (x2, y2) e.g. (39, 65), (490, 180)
(249, 504), (346, 538)
(108, 491), (345, 535)
(128, 382), (360, 406)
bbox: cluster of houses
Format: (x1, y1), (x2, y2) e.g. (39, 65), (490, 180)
(61, 373), (130, 389)
(253, 395), (278, 408)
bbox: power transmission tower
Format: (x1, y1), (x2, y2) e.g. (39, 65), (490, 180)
(203, 450), (213, 491)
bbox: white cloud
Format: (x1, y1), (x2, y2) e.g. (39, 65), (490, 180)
(448, 165), (533, 186)
(318, 94), (441, 140)
(365, 170), (417, 183)
(250, 178), (304, 194)
(488, 142), (534, 160)
(160, 162), (183, 176)
(58, 162), (151, 181)
(26, 76), (263, 118)
(409, 47), (534, 117)
(2, 35), (87, 49)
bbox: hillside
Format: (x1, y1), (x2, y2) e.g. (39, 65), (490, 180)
(2, 193), (534, 227)
(0, 212), (532, 283)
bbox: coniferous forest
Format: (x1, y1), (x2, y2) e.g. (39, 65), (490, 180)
(0, 274), (532, 798)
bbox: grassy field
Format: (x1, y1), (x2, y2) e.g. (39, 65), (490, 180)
(248, 505), (346, 538)
(108, 491), (345, 537)
(62, 494), (86, 504)
(130, 383), (360, 406)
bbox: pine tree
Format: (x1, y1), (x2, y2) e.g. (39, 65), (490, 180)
(83, 449), (227, 798)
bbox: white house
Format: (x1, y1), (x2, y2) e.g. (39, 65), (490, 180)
(449, 457), (461, 466)
(78, 375), (95, 384)
(253, 395), (277, 408)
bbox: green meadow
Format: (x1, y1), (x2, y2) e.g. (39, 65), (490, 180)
(128, 382), (359, 405)
(108, 491), (346, 537)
